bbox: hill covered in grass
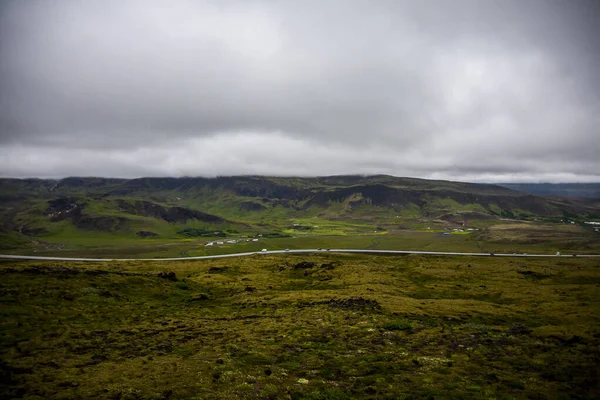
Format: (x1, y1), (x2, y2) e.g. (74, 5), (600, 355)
(1, 175), (599, 253)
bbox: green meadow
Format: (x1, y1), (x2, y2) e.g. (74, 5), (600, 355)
(1, 254), (599, 399)
(5, 222), (599, 259)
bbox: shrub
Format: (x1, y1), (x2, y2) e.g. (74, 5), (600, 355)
(383, 320), (412, 332)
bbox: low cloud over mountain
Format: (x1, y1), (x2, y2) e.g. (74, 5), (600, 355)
(1, 0), (599, 182)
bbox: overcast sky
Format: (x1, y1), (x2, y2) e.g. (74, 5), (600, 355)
(1, 0), (599, 182)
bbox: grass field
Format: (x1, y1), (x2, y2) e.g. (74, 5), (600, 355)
(4, 221), (599, 259)
(1, 254), (599, 399)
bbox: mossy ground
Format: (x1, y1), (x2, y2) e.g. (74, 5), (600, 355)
(1, 254), (599, 399)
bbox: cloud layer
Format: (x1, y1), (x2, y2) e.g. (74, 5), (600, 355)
(1, 0), (599, 182)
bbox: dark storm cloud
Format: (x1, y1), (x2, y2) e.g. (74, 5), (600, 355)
(0, 0), (599, 181)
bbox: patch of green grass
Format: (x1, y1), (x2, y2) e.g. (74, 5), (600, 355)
(382, 319), (413, 332)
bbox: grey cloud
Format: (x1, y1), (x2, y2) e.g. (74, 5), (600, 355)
(0, 0), (599, 181)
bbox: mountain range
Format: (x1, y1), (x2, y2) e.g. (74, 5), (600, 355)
(499, 183), (600, 198)
(1, 175), (599, 248)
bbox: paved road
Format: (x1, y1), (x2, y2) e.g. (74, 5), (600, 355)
(1, 249), (599, 262)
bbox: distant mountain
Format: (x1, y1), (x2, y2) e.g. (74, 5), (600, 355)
(498, 183), (600, 199)
(1, 175), (599, 246)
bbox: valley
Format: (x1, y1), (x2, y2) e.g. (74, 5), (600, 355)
(2, 176), (600, 399)
(1, 176), (599, 258)
(3, 2), (599, 398)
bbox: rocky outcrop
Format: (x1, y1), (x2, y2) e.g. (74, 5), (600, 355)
(46, 197), (80, 218)
(44, 198), (127, 231)
(117, 200), (224, 224)
(441, 212), (496, 223)
(306, 185), (423, 209)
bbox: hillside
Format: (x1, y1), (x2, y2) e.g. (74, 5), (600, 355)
(1, 175), (599, 255)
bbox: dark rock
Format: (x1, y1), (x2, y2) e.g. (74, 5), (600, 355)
(291, 225), (312, 231)
(320, 262), (337, 270)
(157, 272), (177, 281)
(365, 387), (377, 395)
(298, 297), (381, 310)
(516, 270), (549, 280)
(58, 381), (79, 388)
(118, 199), (225, 224)
(46, 197), (80, 215)
(293, 262), (315, 269)
(208, 266), (229, 273)
(91, 354), (108, 362)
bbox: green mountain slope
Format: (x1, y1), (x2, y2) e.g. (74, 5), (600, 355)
(1, 175), (599, 251)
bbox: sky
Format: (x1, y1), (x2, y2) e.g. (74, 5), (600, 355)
(1, 0), (599, 182)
